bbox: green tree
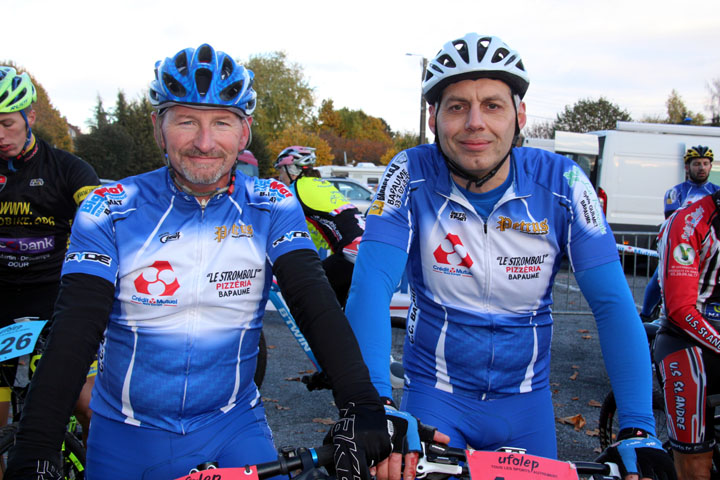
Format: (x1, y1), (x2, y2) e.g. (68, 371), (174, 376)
(76, 92), (163, 179)
(380, 131), (420, 164)
(245, 51), (314, 143)
(522, 120), (555, 139)
(666, 89), (705, 125)
(555, 97), (632, 133)
(1, 60), (73, 151)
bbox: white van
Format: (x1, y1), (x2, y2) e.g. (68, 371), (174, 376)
(525, 122), (720, 233)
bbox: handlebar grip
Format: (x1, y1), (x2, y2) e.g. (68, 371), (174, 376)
(313, 444), (335, 468)
(255, 444), (335, 479)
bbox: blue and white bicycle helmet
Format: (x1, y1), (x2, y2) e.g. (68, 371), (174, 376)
(422, 33), (529, 105)
(149, 43), (257, 116)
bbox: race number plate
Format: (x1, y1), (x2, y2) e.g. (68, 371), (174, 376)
(466, 450), (579, 480)
(0, 320), (47, 362)
(174, 465), (259, 480)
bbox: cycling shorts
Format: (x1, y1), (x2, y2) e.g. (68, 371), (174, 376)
(86, 401), (278, 480)
(654, 330), (720, 453)
(400, 381), (557, 458)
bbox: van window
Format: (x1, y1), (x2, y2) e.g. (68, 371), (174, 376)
(557, 152), (598, 185)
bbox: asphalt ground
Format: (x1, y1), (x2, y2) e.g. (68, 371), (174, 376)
(259, 308), (620, 464)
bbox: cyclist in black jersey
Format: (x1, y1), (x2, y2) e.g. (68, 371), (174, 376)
(0, 66), (100, 439)
(274, 146), (364, 307)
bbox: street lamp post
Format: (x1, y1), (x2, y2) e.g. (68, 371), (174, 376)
(406, 53), (428, 145)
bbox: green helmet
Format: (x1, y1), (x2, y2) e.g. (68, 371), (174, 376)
(0, 67), (37, 113)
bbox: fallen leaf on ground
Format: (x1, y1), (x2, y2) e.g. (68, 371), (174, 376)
(557, 414), (586, 431)
(268, 345), (276, 349)
(572, 397), (579, 401)
(588, 399), (603, 407)
(285, 376), (301, 382)
(275, 405), (290, 410)
(298, 369), (314, 374)
(262, 397), (279, 403)
(571, 365), (580, 369)
(569, 371), (579, 381)
(582, 335), (592, 340)
(313, 418), (336, 425)
(577, 329), (589, 333)
(550, 382), (560, 386)
(585, 429), (599, 437)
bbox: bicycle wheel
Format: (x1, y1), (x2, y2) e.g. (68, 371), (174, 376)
(255, 330), (268, 388)
(61, 430), (86, 479)
(0, 425), (85, 479)
(598, 389), (668, 450)
(390, 316), (406, 406)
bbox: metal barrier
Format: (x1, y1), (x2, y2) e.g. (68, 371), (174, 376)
(552, 231), (659, 315)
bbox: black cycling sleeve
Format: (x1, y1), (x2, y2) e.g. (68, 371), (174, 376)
(8, 273), (114, 463)
(272, 249), (381, 410)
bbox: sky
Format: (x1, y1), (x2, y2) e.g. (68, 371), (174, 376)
(6, 0), (720, 135)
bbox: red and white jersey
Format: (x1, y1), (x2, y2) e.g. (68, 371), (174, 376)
(659, 191), (720, 353)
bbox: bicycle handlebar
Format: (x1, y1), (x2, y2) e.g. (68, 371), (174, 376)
(177, 441), (620, 480)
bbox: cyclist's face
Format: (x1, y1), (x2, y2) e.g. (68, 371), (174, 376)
(0, 110), (35, 158)
(155, 106), (250, 193)
(429, 79), (526, 192)
(687, 157), (712, 183)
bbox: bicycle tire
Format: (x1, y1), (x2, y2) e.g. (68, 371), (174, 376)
(61, 430), (86, 479)
(598, 389), (668, 451)
(255, 330), (268, 388)
(0, 425), (85, 479)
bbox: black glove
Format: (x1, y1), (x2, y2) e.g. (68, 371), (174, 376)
(325, 402), (392, 480)
(4, 458), (63, 480)
(595, 427), (677, 480)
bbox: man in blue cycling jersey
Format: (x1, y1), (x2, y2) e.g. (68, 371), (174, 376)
(345, 33), (675, 480)
(640, 146), (719, 322)
(5, 44), (393, 480)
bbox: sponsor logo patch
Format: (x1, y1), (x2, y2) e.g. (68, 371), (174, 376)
(254, 179), (293, 203)
(0, 236), (55, 254)
(80, 184), (127, 216)
(132, 261), (180, 306)
(272, 231), (310, 247)
(672, 243), (695, 266)
(433, 234), (473, 277)
(496, 216), (548, 235)
(65, 251), (112, 266)
(681, 206), (703, 241)
(214, 223), (254, 243)
(367, 200), (385, 216)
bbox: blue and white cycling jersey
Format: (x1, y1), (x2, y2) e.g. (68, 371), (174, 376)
(363, 144), (619, 397)
(63, 168), (315, 433)
(664, 180), (720, 217)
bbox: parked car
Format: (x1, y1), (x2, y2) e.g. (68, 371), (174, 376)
(323, 177), (375, 215)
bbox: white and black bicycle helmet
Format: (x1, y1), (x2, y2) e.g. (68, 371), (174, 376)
(274, 146), (317, 177)
(422, 33), (529, 106)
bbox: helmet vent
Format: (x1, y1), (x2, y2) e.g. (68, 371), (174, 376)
(162, 73), (187, 97)
(0, 92), (7, 104)
(476, 37), (491, 62)
(174, 52), (189, 76)
(220, 81), (242, 101)
(221, 57), (234, 81)
(435, 54), (456, 69)
(195, 68), (213, 96)
(491, 48), (510, 64)
(197, 45), (213, 64)
(452, 40), (470, 63)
